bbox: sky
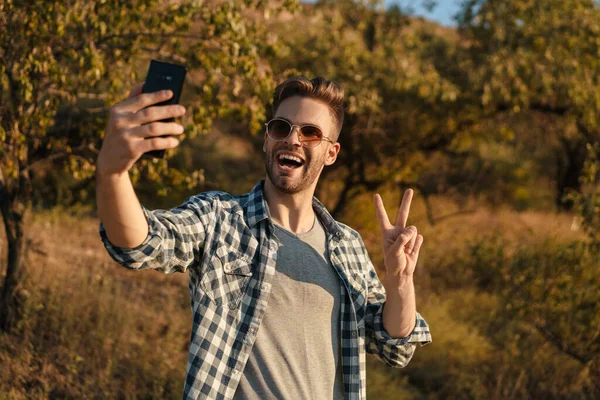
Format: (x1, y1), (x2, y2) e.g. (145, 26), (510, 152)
(303, 0), (462, 27)
(394, 0), (462, 27)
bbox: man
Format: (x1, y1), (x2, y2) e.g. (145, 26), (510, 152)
(96, 76), (432, 400)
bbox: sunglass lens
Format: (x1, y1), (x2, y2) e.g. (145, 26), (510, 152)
(299, 125), (323, 146)
(268, 120), (291, 140)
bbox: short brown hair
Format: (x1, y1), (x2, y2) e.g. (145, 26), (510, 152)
(272, 76), (345, 141)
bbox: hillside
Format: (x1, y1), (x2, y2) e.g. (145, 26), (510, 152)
(0, 191), (589, 398)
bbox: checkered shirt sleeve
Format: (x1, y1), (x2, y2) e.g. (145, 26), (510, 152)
(361, 238), (432, 367)
(99, 194), (215, 274)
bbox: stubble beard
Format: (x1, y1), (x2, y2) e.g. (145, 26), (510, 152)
(265, 148), (322, 195)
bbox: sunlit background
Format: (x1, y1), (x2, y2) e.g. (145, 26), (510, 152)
(1, 0), (599, 398)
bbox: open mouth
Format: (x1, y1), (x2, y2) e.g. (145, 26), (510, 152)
(277, 153), (305, 170)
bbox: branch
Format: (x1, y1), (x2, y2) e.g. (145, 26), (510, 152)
(576, 119), (596, 144)
(534, 322), (590, 365)
(46, 88), (110, 101)
(50, 31), (216, 62)
(431, 209), (476, 224)
(156, 50), (187, 64)
(330, 172), (355, 219)
(4, 63), (20, 123)
(22, 143), (90, 174)
(419, 100), (573, 153)
(99, 32), (208, 41)
(414, 183), (476, 226)
(96, 33), (240, 53)
(0, 164), (6, 199)
(527, 102), (571, 116)
(419, 190), (436, 226)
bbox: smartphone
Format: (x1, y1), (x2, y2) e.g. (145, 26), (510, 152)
(140, 60), (187, 159)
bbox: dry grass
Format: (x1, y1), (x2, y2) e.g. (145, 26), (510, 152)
(0, 193), (587, 398)
(0, 210), (191, 399)
(334, 190), (583, 277)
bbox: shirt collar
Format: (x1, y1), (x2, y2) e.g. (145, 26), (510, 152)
(244, 180), (271, 228)
(244, 180), (346, 241)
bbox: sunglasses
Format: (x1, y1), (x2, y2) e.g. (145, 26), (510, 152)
(265, 118), (334, 148)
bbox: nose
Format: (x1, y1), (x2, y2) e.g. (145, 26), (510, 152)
(284, 126), (303, 147)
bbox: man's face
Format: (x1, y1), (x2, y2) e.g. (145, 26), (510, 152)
(264, 96), (340, 195)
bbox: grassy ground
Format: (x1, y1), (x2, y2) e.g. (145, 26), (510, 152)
(0, 191), (587, 399)
(0, 209), (190, 399)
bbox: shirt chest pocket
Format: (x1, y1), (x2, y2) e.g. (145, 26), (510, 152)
(200, 244), (254, 307)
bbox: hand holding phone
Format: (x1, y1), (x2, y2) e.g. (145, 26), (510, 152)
(96, 61), (187, 177)
(140, 60), (187, 159)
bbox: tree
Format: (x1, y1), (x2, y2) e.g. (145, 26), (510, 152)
(457, 0), (600, 208)
(263, 0), (600, 219)
(264, 0), (467, 217)
(463, 236), (600, 398)
(0, 0), (299, 331)
(569, 142), (600, 249)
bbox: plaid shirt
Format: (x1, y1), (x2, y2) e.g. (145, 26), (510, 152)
(99, 180), (432, 400)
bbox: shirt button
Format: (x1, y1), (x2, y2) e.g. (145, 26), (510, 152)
(260, 283), (269, 291)
(229, 300), (240, 309)
(351, 331), (357, 337)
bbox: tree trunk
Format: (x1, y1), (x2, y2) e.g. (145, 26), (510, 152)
(330, 173), (355, 219)
(556, 135), (587, 210)
(0, 166), (32, 332)
(0, 201), (27, 332)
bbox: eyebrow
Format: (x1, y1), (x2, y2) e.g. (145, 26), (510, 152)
(276, 116), (323, 132)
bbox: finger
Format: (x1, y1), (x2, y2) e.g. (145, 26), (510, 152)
(128, 83), (145, 99)
(117, 90), (174, 114)
(395, 189), (414, 228)
(130, 104), (186, 125)
(374, 194), (393, 232)
(138, 135), (181, 155)
(404, 226), (418, 253)
(411, 234), (424, 257)
(128, 122), (185, 139)
(391, 226), (416, 257)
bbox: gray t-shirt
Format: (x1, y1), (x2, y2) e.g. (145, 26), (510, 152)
(234, 217), (345, 399)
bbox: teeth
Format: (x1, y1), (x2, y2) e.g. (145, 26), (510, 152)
(279, 154), (303, 164)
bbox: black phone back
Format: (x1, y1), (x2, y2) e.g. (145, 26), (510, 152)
(141, 60), (187, 158)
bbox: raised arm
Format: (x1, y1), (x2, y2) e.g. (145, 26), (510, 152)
(96, 83), (214, 273)
(96, 83), (185, 249)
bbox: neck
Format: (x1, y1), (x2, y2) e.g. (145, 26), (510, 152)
(263, 178), (317, 234)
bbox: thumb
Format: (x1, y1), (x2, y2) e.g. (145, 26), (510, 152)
(391, 227), (415, 257)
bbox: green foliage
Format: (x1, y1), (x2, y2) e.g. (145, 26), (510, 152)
(2, 0), (600, 398)
(444, 236), (600, 398)
(394, 291), (497, 399)
(459, 0), (600, 120)
(260, 0), (469, 214)
(366, 355), (422, 400)
(458, 0), (600, 206)
(0, 0), (299, 202)
(3, 0), (596, 213)
(256, 0), (600, 216)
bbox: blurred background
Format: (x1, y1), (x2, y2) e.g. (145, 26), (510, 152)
(1, 0), (599, 398)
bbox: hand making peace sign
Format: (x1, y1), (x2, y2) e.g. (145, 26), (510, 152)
(374, 189), (423, 279)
